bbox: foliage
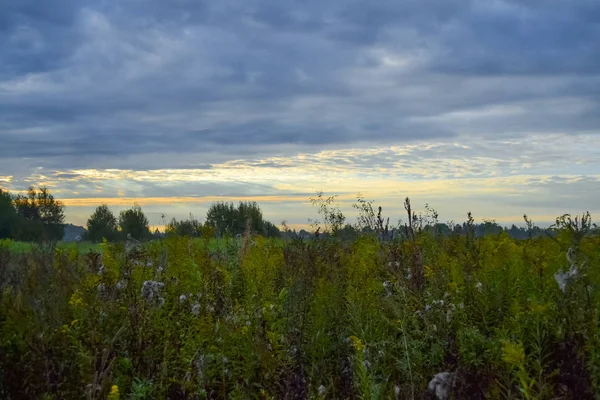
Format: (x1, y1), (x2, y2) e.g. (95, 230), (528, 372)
(0, 189), (18, 239)
(118, 204), (151, 240)
(165, 214), (203, 237)
(206, 201), (280, 238)
(87, 204), (119, 242)
(309, 191), (346, 235)
(12, 186), (66, 242)
(1, 201), (599, 399)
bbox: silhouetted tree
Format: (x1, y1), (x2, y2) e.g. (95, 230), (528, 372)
(87, 204), (118, 242)
(119, 204), (150, 240)
(0, 189), (18, 239)
(13, 187), (65, 241)
(206, 202), (237, 237)
(206, 201), (280, 237)
(165, 214), (203, 237)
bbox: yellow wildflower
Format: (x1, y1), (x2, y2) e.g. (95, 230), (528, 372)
(107, 384), (120, 400)
(68, 292), (84, 308)
(424, 265), (433, 278)
(501, 340), (525, 366)
(349, 335), (365, 352)
(529, 303), (549, 314)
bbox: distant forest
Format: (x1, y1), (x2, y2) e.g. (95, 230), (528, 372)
(0, 186), (573, 243)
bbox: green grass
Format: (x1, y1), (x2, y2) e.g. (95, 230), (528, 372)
(1, 239), (102, 254)
(1, 229), (599, 399)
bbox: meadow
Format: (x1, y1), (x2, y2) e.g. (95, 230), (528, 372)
(0, 213), (599, 399)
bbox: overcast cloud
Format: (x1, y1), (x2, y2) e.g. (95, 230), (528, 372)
(1, 0), (599, 227)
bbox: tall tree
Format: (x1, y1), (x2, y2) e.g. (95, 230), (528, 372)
(87, 204), (118, 242)
(13, 187), (65, 241)
(206, 201), (280, 238)
(206, 202), (238, 237)
(119, 204), (150, 240)
(165, 214), (202, 237)
(0, 189), (18, 239)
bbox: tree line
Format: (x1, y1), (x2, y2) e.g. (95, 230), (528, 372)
(0, 186), (281, 242)
(0, 187), (66, 241)
(1, 186), (566, 244)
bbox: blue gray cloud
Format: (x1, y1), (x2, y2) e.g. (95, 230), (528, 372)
(1, 0), (599, 226)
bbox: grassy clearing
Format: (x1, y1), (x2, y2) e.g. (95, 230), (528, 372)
(1, 226), (599, 399)
(1, 237), (246, 255)
(1, 239), (103, 254)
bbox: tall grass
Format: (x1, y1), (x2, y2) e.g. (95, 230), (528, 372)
(0, 212), (599, 399)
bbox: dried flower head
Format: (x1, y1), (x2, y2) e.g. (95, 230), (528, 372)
(141, 280), (165, 304)
(318, 385), (327, 397)
(428, 372), (454, 400)
(191, 303), (201, 316)
(554, 264), (578, 293)
(115, 280), (126, 291)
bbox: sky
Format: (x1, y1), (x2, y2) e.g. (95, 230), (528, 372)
(1, 0), (599, 230)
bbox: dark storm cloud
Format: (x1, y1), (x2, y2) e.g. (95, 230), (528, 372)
(1, 0), (599, 176)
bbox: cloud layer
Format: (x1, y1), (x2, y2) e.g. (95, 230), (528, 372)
(1, 0), (599, 227)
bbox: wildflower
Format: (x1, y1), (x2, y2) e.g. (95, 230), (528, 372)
(530, 302), (548, 313)
(428, 372), (454, 400)
(115, 280), (126, 291)
(107, 384), (120, 400)
(207, 305), (215, 314)
(179, 294), (188, 303)
(69, 292), (84, 307)
(446, 307), (454, 322)
(245, 320), (251, 327)
(141, 280), (165, 304)
(383, 281), (392, 296)
(425, 304), (431, 312)
(97, 283), (106, 295)
(348, 335), (365, 352)
(362, 360), (371, 369)
(394, 385), (401, 398)
(318, 385), (327, 397)
(476, 282), (483, 292)
(554, 264), (578, 293)
(424, 265), (433, 278)
(191, 303), (201, 316)
(501, 340), (525, 366)
(157, 297), (165, 308)
(156, 266), (164, 274)
(222, 356), (229, 364)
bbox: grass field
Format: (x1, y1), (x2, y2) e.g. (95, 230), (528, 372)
(1, 239), (103, 254)
(1, 222), (599, 399)
(1, 237), (244, 255)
